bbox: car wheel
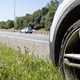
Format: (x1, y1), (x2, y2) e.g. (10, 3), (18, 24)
(59, 20), (80, 80)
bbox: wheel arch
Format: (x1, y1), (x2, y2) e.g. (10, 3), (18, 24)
(50, 2), (80, 65)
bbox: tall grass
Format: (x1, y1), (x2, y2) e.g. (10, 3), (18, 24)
(0, 44), (63, 80)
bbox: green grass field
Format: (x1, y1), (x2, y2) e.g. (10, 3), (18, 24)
(0, 44), (63, 80)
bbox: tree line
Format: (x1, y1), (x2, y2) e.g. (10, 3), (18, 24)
(0, 0), (56, 31)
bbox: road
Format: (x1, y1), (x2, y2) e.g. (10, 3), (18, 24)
(0, 31), (49, 59)
(0, 31), (49, 44)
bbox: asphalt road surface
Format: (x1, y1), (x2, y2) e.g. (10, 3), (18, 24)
(0, 31), (49, 59)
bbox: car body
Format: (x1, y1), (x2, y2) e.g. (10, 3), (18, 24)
(50, 0), (80, 79)
(20, 27), (32, 33)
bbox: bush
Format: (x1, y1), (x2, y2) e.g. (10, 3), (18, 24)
(0, 44), (63, 80)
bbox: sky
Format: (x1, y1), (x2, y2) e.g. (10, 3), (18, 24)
(0, 0), (50, 21)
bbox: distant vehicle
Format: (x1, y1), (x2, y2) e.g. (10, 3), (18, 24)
(20, 27), (32, 33)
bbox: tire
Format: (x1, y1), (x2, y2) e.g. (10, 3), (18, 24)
(59, 20), (80, 80)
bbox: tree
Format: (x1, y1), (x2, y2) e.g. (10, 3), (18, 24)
(41, 7), (48, 16)
(44, 0), (56, 30)
(23, 14), (33, 27)
(0, 21), (7, 29)
(15, 17), (24, 29)
(32, 10), (42, 29)
(6, 20), (14, 29)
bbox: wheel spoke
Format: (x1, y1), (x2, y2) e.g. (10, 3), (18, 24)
(64, 53), (80, 68)
(64, 58), (80, 68)
(64, 54), (80, 60)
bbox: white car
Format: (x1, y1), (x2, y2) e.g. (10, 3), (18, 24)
(50, 0), (80, 80)
(20, 27), (32, 33)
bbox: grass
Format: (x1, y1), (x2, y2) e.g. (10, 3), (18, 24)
(0, 44), (63, 80)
